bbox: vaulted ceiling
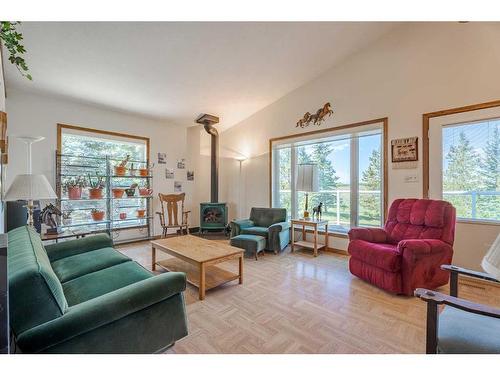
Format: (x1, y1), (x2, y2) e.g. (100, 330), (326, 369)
(3, 22), (400, 130)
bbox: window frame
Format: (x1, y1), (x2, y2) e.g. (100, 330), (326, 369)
(423, 101), (500, 226)
(269, 117), (388, 236)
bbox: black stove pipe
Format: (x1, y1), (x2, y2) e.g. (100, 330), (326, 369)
(203, 123), (219, 203)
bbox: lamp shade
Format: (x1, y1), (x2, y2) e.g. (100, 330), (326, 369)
(296, 163), (319, 192)
(481, 234), (500, 280)
(4, 174), (57, 201)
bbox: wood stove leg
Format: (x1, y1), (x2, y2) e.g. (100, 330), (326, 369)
(151, 245), (156, 271)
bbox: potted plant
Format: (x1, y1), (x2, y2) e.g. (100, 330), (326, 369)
(136, 209), (146, 218)
(87, 173), (105, 199)
(139, 162), (154, 177)
(114, 155), (129, 176)
(90, 208), (105, 221)
(119, 212), (127, 220)
(112, 187), (125, 198)
(125, 183), (138, 197)
(139, 187), (153, 196)
(64, 176), (85, 199)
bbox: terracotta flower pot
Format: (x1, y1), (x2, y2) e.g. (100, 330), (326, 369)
(112, 188), (125, 198)
(114, 165), (127, 176)
(88, 188), (103, 199)
(91, 211), (105, 221)
(139, 188), (153, 196)
(139, 168), (149, 177)
(119, 212), (127, 220)
(136, 209), (146, 218)
(68, 186), (82, 200)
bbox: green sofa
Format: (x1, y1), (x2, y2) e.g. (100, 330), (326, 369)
(231, 208), (290, 254)
(8, 226), (188, 353)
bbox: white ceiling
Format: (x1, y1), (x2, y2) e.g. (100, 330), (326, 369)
(3, 22), (400, 130)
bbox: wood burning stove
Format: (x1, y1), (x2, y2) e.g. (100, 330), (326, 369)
(196, 114), (228, 233)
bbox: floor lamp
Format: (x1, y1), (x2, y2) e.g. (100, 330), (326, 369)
(4, 136), (57, 227)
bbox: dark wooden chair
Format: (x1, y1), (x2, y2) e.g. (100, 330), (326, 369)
(415, 265), (500, 354)
(156, 193), (190, 237)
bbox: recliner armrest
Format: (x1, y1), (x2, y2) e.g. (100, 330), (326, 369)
(16, 272), (186, 353)
(348, 227), (387, 243)
(398, 239), (452, 257)
(230, 219), (254, 236)
(45, 234), (114, 262)
(269, 221), (290, 233)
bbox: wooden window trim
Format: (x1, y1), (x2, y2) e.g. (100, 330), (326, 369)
(57, 123), (151, 163)
(422, 100), (500, 226)
(268, 117), (389, 225)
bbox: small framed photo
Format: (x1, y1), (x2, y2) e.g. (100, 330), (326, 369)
(157, 152), (166, 164)
(187, 170), (194, 181)
(177, 158), (186, 169)
(174, 181), (182, 192)
(391, 137), (418, 163)
(165, 168), (174, 179)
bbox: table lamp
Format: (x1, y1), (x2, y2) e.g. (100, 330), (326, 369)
(482, 234), (500, 280)
(296, 163), (319, 219)
(3, 136), (57, 227)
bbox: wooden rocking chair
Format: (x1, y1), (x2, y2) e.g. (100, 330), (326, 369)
(156, 193), (190, 237)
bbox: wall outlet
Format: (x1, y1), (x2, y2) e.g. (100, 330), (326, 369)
(404, 174), (418, 183)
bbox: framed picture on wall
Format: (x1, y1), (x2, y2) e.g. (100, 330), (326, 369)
(391, 137), (418, 162)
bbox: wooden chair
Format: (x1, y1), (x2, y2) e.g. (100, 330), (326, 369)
(156, 193), (190, 237)
(415, 265), (500, 354)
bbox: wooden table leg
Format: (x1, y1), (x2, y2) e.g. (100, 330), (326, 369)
(199, 263), (206, 300)
(325, 224), (329, 251)
(313, 225), (318, 257)
(239, 255), (243, 284)
(152, 245), (156, 271)
(291, 222), (295, 253)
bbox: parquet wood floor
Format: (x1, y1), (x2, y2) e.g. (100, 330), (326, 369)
(117, 239), (500, 354)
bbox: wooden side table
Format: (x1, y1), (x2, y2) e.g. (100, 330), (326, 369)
(291, 218), (329, 257)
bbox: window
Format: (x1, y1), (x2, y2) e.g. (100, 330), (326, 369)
(271, 120), (386, 233)
(57, 124), (150, 235)
(442, 118), (500, 222)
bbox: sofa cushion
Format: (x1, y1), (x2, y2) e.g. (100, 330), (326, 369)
(384, 199), (456, 245)
(8, 226), (68, 334)
(241, 226), (269, 238)
(249, 207), (286, 227)
(438, 306), (500, 354)
(52, 247), (131, 283)
(62, 261), (153, 306)
(348, 240), (401, 272)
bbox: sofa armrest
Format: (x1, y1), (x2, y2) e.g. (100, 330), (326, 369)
(45, 234), (114, 262)
(16, 272), (186, 353)
(348, 227), (387, 243)
(269, 221), (290, 233)
(230, 219), (254, 237)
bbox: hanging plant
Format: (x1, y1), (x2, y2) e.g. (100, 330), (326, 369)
(0, 21), (32, 80)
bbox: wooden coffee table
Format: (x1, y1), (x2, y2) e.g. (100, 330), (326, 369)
(151, 235), (244, 300)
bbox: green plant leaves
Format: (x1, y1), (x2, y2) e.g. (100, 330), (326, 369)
(0, 21), (32, 80)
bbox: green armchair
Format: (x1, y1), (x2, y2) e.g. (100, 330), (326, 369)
(231, 208), (290, 254)
(8, 226), (188, 353)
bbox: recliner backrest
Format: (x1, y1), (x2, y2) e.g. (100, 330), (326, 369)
(8, 226), (68, 335)
(384, 199), (456, 245)
(249, 208), (287, 228)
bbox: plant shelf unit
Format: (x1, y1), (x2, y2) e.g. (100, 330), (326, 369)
(56, 153), (154, 244)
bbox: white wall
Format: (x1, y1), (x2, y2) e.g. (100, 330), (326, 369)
(219, 22), (500, 270)
(5, 89), (199, 237)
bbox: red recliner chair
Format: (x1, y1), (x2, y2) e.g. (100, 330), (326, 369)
(348, 199), (456, 295)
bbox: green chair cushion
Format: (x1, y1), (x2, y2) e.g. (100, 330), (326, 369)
(52, 247), (131, 283)
(62, 261), (153, 306)
(230, 234), (266, 254)
(438, 306), (500, 354)
(241, 226), (269, 238)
